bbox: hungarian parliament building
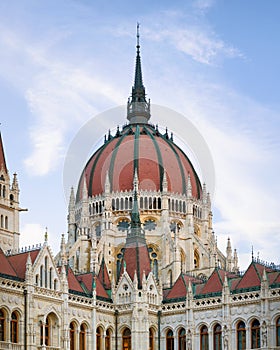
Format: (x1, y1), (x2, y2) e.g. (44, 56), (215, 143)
(0, 30), (280, 350)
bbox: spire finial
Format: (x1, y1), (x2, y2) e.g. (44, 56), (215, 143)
(137, 22), (140, 53)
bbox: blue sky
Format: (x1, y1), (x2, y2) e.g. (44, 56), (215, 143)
(0, 0), (279, 269)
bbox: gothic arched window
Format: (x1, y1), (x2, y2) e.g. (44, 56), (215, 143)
(213, 324), (222, 350)
(0, 309), (6, 341)
(200, 325), (208, 350)
(105, 329), (111, 350)
(251, 319), (260, 349)
(70, 322), (76, 350)
(10, 312), (18, 343)
(122, 328), (131, 350)
(96, 326), (102, 350)
(178, 328), (186, 350)
(149, 328), (154, 350)
(166, 329), (174, 350)
(79, 324), (86, 350)
(237, 321), (246, 350)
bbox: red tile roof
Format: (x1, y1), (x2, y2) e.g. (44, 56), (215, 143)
(235, 262), (273, 290)
(0, 248), (17, 277)
(77, 272), (110, 299)
(7, 249), (40, 279)
(98, 258), (111, 290)
(122, 243), (151, 288)
(67, 267), (85, 293)
(165, 274), (202, 300)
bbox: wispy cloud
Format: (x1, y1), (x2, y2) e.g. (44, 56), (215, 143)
(0, 25), (125, 176)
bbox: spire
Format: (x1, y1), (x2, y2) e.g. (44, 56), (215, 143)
(127, 23), (151, 124)
(122, 189), (151, 288)
(162, 169), (168, 193)
(187, 173), (192, 198)
(105, 171), (110, 194)
(69, 187), (75, 209)
(0, 133), (8, 174)
(130, 190), (142, 234)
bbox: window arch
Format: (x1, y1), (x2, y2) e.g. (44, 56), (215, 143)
(0, 215), (3, 228)
(276, 317), (280, 346)
(178, 328), (186, 350)
(105, 328), (112, 350)
(96, 326), (102, 350)
(70, 322), (76, 350)
(200, 325), (208, 350)
(79, 324), (86, 350)
(251, 319), (260, 349)
(237, 321), (246, 350)
(4, 216), (8, 230)
(149, 328), (155, 350)
(10, 311), (19, 343)
(166, 329), (174, 350)
(40, 316), (50, 346)
(194, 249), (200, 269)
(0, 308), (6, 341)
(213, 324), (222, 350)
(122, 328), (131, 350)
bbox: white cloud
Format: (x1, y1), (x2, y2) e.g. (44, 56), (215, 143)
(20, 223), (46, 248)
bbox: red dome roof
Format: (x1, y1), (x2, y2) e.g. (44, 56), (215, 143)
(76, 123), (202, 201)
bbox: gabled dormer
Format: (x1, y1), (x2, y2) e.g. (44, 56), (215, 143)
(31, 243), (61, 291)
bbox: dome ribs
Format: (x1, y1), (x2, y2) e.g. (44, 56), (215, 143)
(108, 130), (132, 193)
(144, 126), (164, 192)
(158, 134), (186, 194)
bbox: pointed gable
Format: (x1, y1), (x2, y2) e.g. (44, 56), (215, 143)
(98, 257), (111, 290)
(0, 248), (17, 277)
(67, 266), (85, 294)
(165, 273), (202, 300)
(76, 272), (110, 300)
(235, 262), (272, 290)
(7, 249), (40, 279)
(199, 269), (224, 295)
(122, 243), (151, 288)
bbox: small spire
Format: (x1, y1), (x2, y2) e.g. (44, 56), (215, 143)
(69, 187), (75, 209)
(12, 173), (19, 191)
(82, 177), (88, 200)
(105, 171), (110, 194)
(226, 237), (232, 256)
(44, 227), (48, 243)
(60, 234), (67, 266)
(233, 248), (239, 272)
(133, 168), (139, 193)
(187, 173), (192, 198)
(133, 269), (138, 288)
(162, 169), (168, 192)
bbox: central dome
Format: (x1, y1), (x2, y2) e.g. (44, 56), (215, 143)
(76, 123), (202, 200)
(76, 27), (202, 201)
